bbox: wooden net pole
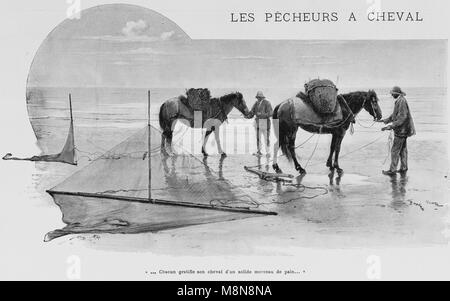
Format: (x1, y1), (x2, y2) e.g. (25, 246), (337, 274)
(148, 90), (153, 203)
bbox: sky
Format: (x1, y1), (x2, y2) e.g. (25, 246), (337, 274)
(27, 4), (447, 90)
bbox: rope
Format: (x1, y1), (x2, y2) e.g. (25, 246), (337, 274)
(75, 146), (162, 161)
(300, 131), (391, 168)
(304, 132), (320, 168)
(73, 125), (191, 161)
(357, 119), (376, 129)
(340, 134), (386, 159)
(295, 133), (316, 149)
(244, 133), (317, 169)
(210, 182), (329, 209)
(241, 128), (328, 206)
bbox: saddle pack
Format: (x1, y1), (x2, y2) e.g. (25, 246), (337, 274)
(303, 79), (338, 115)
(180, 88), (212, 112)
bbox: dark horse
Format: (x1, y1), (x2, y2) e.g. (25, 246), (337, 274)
(272, 90), (382, 174)
(159, 91), (249, 156)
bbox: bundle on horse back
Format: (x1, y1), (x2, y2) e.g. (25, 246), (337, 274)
(180, 88), (212, 112)
(301, 79), (338, 115)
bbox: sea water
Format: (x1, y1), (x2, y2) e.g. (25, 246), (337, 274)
(26, 86), (447, 158)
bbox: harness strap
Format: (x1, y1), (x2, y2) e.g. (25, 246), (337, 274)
(306, 84), (338, 93)
(338, 95), (355, 122)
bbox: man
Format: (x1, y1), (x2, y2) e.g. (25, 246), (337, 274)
(378, 86), (416, 176)
(246, 91), (273, 156)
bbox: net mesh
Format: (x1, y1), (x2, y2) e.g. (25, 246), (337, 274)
(50, 125), (261, 211)
(3, 116), (76, 165)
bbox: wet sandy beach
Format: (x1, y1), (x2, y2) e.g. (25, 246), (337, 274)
(5, 132), (447, 256)
(3, 86), (448, 256)
(88, 138), (448, 254)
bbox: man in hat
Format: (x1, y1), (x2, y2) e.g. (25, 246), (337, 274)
(378, 86), (416, 176)
(246, 91), (273, 156)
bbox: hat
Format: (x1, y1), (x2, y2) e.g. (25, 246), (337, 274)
(256, 91), (265, 99)
(390, 86), (406, 96)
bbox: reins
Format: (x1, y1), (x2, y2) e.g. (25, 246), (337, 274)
(356, 95), (377, 129)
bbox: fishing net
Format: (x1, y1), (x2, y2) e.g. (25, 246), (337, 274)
(46, 124), (274, 240)
(3, 98), (76, 165)
(49, 125), (265, 209)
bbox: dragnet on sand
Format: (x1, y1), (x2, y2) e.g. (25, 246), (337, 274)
(45, 125), (276, 241)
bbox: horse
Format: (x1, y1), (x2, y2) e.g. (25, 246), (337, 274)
(272, 90), (382, 175)
(159, 91), (250, 157)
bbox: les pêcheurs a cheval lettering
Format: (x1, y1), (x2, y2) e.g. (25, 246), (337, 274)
(230, 11), (423, 23)
(177, 285), (272, 297)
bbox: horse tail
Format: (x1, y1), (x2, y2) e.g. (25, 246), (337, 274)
(159, 102), (168, 131)
(273, 103), (280, 119)
(273, 102), (293, 162)
(279, 120), (293, 162)
(159, 102), (173, 140)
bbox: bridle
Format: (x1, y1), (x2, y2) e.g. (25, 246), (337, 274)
(359, 93), (379, 121)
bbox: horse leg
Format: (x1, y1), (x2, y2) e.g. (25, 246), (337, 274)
(291, 149), (305, 174)
(164, 130), (174, 155)
(167, 120), (176, 154)
(272, 120), (282, 173)
(327, 134), (337, 169)
(202, 129), (213, 157)
(289, 131), (306, 174)
(291, 144), (305, 174)
(213, 126), (226, 157)
(160, 132), (169, 156)
(272, 141), (282, 173)
(333, 134), (345, 174)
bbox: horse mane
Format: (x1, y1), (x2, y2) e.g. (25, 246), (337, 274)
(217, 91), (241, 103)
(341, 90), (378, 104)
(340, 91), (369, 102)
(296, 90), (376, 112)
(367, 89), (377, 99)
(339, 90), (376, 114)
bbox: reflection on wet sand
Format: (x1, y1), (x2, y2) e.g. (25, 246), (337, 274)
(202, 156), (227, 180)
(160, 154), (261, 210)
(389, 173), (409, 211)
(328, 170), (345, 199)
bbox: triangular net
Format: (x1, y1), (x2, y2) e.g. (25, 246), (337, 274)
(49, 125), (267, 212)
(3, 100), (76, 165)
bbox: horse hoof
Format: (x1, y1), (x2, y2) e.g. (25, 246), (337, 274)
(272, 164), (282, 174)
(296, 166), (306, 175)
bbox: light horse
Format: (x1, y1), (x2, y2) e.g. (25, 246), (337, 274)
(159, 91), (249, 157)
(272, 90), (382, 175)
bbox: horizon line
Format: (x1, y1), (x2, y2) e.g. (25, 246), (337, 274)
(27, 85), (448, 90)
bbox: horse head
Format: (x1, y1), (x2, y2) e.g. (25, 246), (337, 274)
(227, 92), (249, 116)
(363, 90), (382, 121)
